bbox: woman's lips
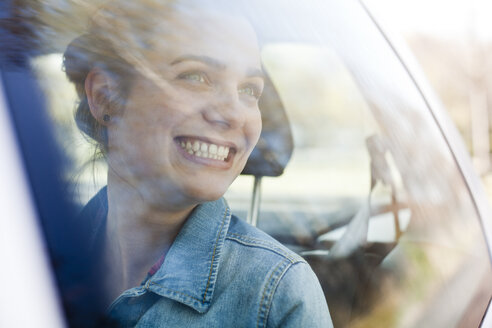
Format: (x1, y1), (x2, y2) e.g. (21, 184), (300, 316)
(175, 136), (236, 165)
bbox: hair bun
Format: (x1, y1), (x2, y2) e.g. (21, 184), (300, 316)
(63, 34), (93, 96)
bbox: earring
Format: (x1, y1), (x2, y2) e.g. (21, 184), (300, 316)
(103, 114), (111, 122)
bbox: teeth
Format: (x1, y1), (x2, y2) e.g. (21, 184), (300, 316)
(179, 139), (230, 162)
(193, 141), (200, 152)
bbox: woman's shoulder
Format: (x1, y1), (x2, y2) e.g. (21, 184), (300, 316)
(221, 214), (314, 292)
(225, 214), (304, 264)
(220, 214), (333, 327)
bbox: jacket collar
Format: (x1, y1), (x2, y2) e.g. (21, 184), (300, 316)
(83, 187), (232, 313)
(147, 198), (231, 313)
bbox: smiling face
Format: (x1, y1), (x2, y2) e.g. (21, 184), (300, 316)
(105, 9), (263, 210)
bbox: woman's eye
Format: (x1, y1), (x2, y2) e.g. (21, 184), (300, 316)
(178, 72), (208, 84)
(238, 85), (262, 99)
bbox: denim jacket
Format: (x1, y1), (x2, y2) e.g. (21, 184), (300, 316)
(83, 188), (333, 327)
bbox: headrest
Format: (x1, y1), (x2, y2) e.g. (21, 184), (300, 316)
(241, 75), (294, 177)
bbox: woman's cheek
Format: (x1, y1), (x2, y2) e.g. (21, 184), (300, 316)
(248, 109), (262, 150)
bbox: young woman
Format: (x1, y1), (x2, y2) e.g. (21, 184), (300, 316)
(64, 1), (332, 326)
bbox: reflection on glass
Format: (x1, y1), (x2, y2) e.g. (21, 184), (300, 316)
(15, 0), (492, 327)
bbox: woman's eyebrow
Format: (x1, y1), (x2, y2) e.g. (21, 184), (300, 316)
(171, 54), (265, 80)
(171, 55), (226, 69)
(247, 68), (265, 80)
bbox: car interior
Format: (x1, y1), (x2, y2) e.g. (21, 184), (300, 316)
(238, 63), (410, 327)
(3, 0), (492, 327)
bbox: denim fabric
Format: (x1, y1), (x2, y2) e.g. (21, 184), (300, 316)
(85, 188), (333, 327)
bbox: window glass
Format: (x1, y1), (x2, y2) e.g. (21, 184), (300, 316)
(14, 0), (492, 326)
(32, 53), (107, 205)
(225, 35), (492, 327)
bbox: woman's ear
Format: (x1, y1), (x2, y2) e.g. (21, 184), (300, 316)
(85, 68), (117, 126)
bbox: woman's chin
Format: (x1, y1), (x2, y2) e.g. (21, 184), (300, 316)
(142, 181), (229, 210)
(177, 174), (234, 203)
(184, 185), (228, 204)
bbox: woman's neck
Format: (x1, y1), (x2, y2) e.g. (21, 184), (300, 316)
(102, 173), (195, 304)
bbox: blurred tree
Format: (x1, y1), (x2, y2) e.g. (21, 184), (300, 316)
(407, 34), (492, 174)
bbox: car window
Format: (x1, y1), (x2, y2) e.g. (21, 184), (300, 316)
(225, 35), (492, 327)
(5, 0), (492, 326)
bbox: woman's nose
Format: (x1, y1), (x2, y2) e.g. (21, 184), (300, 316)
(201, 91), (245, 130)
